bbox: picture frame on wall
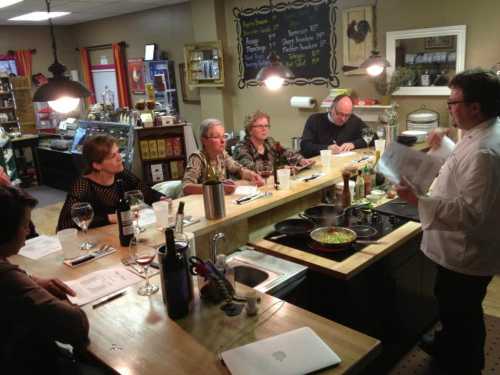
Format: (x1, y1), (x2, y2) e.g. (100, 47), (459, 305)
(127, 58), (145, 94)
(342, 6), (374, 75)
(179, 63), (200, 104)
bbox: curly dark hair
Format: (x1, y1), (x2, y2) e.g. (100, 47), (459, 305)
(449, 68), (500, 118)
(0, 186), (37, 246)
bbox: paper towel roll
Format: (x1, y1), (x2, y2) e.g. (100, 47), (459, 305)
(290, 96), (316, 109)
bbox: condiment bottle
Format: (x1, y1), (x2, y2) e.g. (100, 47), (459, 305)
(341, 171), (351, 209)
(363, 165), (372, 195)
(355, 170), (365, 201)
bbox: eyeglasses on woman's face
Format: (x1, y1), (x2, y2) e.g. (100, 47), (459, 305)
(252, 124), (271, 129)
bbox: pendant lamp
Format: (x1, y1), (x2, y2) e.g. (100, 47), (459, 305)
(33, 0), (91, 113)
(359, 0), (390, 77)
(256, 52), (294, 90)
(255, 1), (294, 90)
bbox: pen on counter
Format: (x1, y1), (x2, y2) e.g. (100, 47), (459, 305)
(236, 193), (260, 204)
(304, 174), (321, 182)
(92, 291), (126, 309)
(70, 254), (95, 266)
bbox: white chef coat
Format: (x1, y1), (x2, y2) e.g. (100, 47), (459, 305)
(419, 117), (500, 276)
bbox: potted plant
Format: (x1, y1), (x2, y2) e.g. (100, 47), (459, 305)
(372, 67), (416, 104)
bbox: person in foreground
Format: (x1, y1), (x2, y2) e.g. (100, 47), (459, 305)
(182, 118), (264, 195)
(233, 110), (314, 173)
(396, 68), (500, 374)
(300, 95), (371, 158)
(0, 165), (38, 238)
(57, 134), (163, 231)
(0, 185), (90, 374)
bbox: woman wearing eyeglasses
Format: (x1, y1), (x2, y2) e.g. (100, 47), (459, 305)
(182, 118), (264, 196)
(233, 110), (314, 173)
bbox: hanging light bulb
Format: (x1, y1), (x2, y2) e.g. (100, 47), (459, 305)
(33, 0), (90, 112)
(48, 96), (80, 113)
(360, 51), (390, 77)
(263, 75), (285, 91)
(256, 52), (294, 90)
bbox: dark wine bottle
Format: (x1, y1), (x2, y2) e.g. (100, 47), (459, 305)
(116, 179), (134, 246)
(162, 228), (190, 320)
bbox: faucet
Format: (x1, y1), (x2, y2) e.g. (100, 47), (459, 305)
(210, 232), (226, 263)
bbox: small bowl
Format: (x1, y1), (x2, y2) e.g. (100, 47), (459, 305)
(366, 194), (380, 203)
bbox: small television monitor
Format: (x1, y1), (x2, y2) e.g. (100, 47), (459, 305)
(144, 43), (157, 61)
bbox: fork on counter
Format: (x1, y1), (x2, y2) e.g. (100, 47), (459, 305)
(121, 257), (144, 274)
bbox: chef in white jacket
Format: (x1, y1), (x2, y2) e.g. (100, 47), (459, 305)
(397, 68), (500, 375)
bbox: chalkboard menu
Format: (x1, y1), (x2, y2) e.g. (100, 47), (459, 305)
(234, 0), (338, 89)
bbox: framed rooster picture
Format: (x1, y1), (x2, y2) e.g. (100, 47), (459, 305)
(127, 58), (145, 94)
(342, 6), (374, 74)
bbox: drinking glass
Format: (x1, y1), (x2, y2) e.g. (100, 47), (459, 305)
(257, 161), (273, 185)
(125, 190), (145, 233)
(287, 155), (300, 176)
(70, 202), (95, 250)
(130, 236), (159, 296)
(362, 127), (376, 149)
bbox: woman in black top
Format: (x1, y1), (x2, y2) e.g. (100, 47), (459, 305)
(57, 134), (163, 231)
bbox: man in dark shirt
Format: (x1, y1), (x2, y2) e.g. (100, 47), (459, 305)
(300, 95), (371, 158)
(0, 185), (93, 374)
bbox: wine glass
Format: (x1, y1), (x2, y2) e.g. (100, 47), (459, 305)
(257, 161), (273, 185)
(130, 236), (159, 296)
(287, 155), (300, 176)
(70, 202), (95, 250)
(125, 190), (145, 234)
(362, 127), (376, 149)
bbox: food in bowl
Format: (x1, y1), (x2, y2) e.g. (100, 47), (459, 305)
(311, 227), (357, 245)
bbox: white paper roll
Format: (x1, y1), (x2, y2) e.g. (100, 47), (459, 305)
(290, 96), (316, 109)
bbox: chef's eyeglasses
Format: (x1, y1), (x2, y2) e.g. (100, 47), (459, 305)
(447, 100), (469, 109)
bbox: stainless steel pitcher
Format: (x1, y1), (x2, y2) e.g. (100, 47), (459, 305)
(384, 125), (398, 145)
(202, 182), (226, 219)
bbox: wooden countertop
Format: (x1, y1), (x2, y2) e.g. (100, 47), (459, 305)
(251, 221), (422, 280)
(10, 225), (381, 375)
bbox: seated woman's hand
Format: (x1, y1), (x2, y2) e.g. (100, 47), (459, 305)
(299, 159), (315, 167)
(107, 213), (118, 224)
(223, 180), (236, 194)
(249, 172), (265, 187)
(32, 276), (76, 300)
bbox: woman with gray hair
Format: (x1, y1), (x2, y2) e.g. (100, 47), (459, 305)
(182, 119), (264, 195)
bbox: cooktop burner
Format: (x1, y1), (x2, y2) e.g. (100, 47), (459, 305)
(265, 210), (410, 262)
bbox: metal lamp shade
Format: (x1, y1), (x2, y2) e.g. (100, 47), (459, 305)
(359, 51), (391, 74)
(33, 77), (91, 103)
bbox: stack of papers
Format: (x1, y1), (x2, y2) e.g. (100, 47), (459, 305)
(19, 235), (62, 260)
(66, 266), (142, 306)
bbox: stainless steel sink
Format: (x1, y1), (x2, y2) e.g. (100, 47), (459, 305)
(227, 248), (307, 295)
(234, 265), (269, 287)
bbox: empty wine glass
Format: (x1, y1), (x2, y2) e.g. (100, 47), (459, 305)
(130, 236), (159, 296)
(70, 202), (95, 250)
(362, 127), (376, 149)
(257, 161), (273, 185)
(125, 190), (145, 233)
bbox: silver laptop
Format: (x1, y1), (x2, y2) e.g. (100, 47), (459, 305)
(221, 327), (341, 375)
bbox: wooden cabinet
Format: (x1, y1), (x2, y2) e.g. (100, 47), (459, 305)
(0, 77), (21, 135)
(135, 124), (188, 185)
(11, 76), (36, 134)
